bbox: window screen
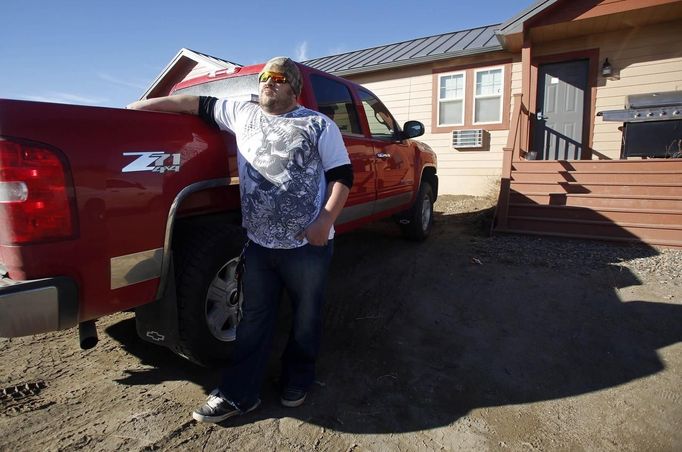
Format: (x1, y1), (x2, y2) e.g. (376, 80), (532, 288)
(438, 73), (465, 126)
(474, 68), (503, 123)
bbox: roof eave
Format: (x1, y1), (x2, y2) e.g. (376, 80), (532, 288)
(497, 0), (561, 38)
(494, 29), (525, 52)
(494, 30), (508, 48)
(328, 45), (504, 77)
(140, 48), (240, 100)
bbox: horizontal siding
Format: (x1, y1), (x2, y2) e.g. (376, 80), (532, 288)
(347, 57), (514, 196)
(600, 71), (682, 90)
(437, 154), (505, 164)
(440, 174), (502, 196)
(342, 18), (680, 196)
(604, 59), (682, 80)
(510, 61), (523, 93)
(536, 19), (682, 162)
(440, 167), (503, 176)
(533, 19), (682, 58)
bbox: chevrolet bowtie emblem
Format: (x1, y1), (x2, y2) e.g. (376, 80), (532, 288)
(146, 331), (166, 342)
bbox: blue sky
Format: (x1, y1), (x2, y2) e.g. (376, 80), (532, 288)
(0, 0), (532, 108)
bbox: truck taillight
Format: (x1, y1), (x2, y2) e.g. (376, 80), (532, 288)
(0, 138), (76, 244)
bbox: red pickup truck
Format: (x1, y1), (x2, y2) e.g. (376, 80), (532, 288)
(0, 62), (438, 365)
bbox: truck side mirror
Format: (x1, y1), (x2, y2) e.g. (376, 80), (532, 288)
(402, 120), (424, 139)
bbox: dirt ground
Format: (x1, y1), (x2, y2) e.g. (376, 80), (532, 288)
(1, 195), (681, 451)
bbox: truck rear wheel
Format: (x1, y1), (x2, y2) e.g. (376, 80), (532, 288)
(400, 182), (434, 241)
(174, 223), (246, 367)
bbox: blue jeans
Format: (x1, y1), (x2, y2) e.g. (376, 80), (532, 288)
(219, 241), (334, 410)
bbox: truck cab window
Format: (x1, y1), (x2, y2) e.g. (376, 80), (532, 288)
(358, 90), (399, 141)
(310, 75), (362, 135)
(173, 74), (259, 101)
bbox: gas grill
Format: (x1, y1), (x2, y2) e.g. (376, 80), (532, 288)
(598, 91), (682, 159)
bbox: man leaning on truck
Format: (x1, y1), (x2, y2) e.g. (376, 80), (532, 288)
(128, 56), (353, 424)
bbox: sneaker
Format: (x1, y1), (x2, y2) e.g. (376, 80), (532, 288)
(280, 387), (307, 408)
(192, 389), (260, 423)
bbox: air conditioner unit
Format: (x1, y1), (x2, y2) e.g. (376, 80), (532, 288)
(452, 129), (483, 148)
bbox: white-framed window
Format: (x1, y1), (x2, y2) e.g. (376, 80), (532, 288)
(473, 66), (504, 124)
(438, 72), (465, 126)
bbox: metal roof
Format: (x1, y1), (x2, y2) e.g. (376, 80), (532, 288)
(303, 24), (503, 76)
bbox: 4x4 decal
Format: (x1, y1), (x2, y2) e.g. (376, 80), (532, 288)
(122, 152), (181, 174)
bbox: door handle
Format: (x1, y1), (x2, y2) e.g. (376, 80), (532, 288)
(536, 112), (548, 121)
(376, 152), (391, 159)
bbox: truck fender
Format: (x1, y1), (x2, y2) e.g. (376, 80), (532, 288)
(136, 177), (239, 356)
(155, 177), (238, 301)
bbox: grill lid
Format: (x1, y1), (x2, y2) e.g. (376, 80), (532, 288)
(627, 91), (682, 109)
(598, 90), (682, 122)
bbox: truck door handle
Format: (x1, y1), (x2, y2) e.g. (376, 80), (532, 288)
(376, 152), (391, 159)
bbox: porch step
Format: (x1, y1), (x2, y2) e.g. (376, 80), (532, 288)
(510, 181), (682, 197)
(512, 160), (682, 172)
(496, 158), (682, 248)
(511, 170), (682, 184)
(508, 204), (682, 225)
(504, 216), (682, 246)
(509, 192), (682, 210)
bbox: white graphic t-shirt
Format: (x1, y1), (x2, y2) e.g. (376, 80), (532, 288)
(213, 99), (350, 249)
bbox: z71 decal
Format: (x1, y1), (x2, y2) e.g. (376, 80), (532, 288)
(122, 152), (181, 174)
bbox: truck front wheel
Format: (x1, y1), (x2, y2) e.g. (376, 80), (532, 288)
(400, 182), (434, 241)
(174, 223), (246, 366)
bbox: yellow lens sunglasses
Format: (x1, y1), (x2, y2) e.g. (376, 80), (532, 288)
(258, 71), (288, 84)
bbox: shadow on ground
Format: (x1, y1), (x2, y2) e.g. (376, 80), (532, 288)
(106, 208), (682, 433)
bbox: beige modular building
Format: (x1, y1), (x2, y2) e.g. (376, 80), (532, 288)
(142, 0), (682, 247)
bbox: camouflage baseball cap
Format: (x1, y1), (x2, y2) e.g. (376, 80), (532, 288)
(260, 56), (302, 95)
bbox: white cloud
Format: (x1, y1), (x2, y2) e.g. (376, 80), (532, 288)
(21, 92), (108, 106)
(97, 72), (147, 90)
(295, 41), (309, 61)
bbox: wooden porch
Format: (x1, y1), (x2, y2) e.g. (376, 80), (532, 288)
(494, 94), (682, 248)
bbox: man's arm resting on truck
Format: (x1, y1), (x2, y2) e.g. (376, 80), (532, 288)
(126, 95), (200, 115)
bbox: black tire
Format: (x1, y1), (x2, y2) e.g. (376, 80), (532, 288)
(400, 182), (434, 241)
(173, 223), (246, 367)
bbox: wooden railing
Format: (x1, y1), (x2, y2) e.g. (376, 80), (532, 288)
(495, 93), (524, 230)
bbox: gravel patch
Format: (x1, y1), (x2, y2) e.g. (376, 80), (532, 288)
(435, 195), (682, 285)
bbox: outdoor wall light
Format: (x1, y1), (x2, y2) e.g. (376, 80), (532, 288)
(601, 58), (613, 77)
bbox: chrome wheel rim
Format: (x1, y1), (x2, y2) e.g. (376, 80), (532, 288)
(204, 257), (241, 342)
(421, 193), (432, 231)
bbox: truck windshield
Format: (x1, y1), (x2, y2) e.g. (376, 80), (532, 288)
(173, 74), (259, 101)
